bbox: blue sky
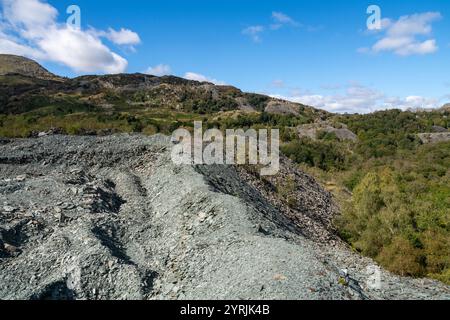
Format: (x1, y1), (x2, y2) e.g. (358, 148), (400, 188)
(1, 0), (450, 113)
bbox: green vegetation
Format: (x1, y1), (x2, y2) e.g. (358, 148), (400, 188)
(336, 109), (448, 158)
(0, 70), (448, 284)
(245, 93), (270, 111)
(281, 110), (449, 284)
(0, 109), (209, 138)
(335, 143), (449, 282)
(282, 138), (350, 171)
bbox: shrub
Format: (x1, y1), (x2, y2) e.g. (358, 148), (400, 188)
(281, 138), (349, 171)
(377, 237), (425, 277)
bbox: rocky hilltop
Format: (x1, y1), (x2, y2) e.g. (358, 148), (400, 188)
(0, 54), (61, 81)
(0, 134), (448, 300)
(0, 54), (327, 120)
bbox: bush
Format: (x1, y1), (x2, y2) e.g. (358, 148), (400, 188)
(378, 237), (425, 277)
(281, 138), (349, 171)
(335, 162), (450, 283)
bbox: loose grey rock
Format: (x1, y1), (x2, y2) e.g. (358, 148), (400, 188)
(3, 206), (16, 213)
(15, 175), (27, 182)
(0, 134), (448, 300)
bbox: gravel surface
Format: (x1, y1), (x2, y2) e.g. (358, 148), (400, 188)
(0, 134), (448, 300)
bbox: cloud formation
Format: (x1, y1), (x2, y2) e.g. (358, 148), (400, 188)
(0, 0), (140, 74)
(271, 11), (299, 29)
(361, 12), (442, 56)
(270, 83), (441, 114)
(242, 25), (264, 42)
(96, 28), (141, 46)
(184, 72), (226, 85)
(145, 64), (172, 76)
(242, 11), (300, 42)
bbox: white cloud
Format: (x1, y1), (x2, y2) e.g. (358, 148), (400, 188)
(362, 12), (441, 56)
(270, 83), (441, 114)
(387, 12), (440, 36)
(385, 95), (439, 110)
(101, 28), (141, 45)
(242, 25), (264, 42)
(2, 0), (56, 33)
(0, 0), (141, 74)
(243, 11), (301, 42)
(145, 64), (172, 76)
(38, 27), (128, 73)
(184, 72), (226, 85)
(271, 11), (299, 27)
(0, 30), (44, 58)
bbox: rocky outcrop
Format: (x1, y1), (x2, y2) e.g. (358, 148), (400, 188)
(418, 132), (450, 144)
(265, 100), (300, 116)
(440, 104), (450, 112)
(297, 123), (358, 142)
(431, 126), (448, 133)
(0, 135), (448, 300)
(0, 54), (61, 81)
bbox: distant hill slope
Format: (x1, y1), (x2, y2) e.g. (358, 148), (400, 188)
(441, 103), (450, 112)
(0, 54), (61, 81)
(0, 55), (328, 120)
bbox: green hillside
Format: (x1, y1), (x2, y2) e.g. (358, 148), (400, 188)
(0, 56), (449, 284)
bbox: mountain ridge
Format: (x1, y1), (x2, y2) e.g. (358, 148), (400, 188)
(2, 55), (447, 116)
(0, 54), (328, 118)
(0, 54), (62, 81)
